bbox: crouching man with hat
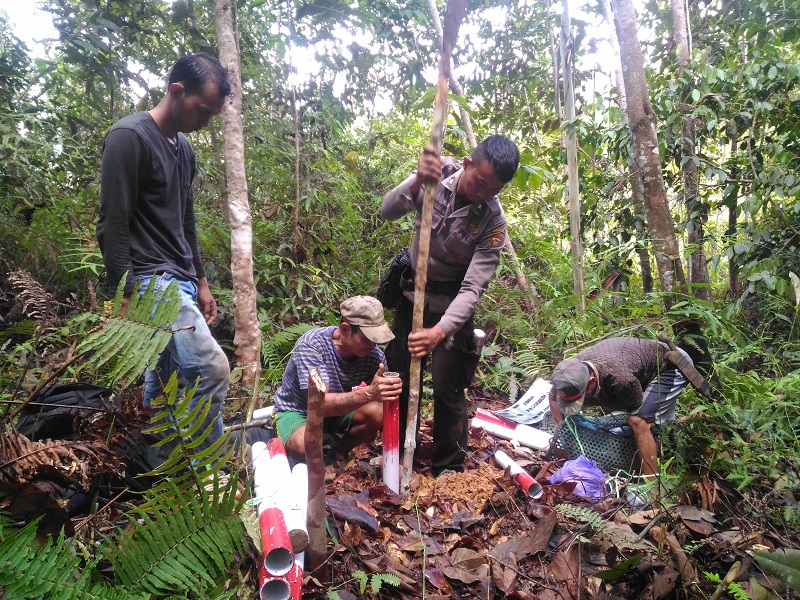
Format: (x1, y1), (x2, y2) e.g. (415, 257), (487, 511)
(548, 337), (692, 476)
(273, 296), (403, 463)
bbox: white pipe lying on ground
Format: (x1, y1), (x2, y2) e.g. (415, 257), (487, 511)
(251, 440), (294, 579)
(470, 408), (551, 450)
(494, 449), (544, 499)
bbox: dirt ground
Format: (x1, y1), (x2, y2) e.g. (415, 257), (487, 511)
(289, 396), (800, 600)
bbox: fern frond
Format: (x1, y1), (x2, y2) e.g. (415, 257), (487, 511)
(140, 374), (235, 497)
(105, 477), (248, 597)
(370, 572), (401, 594)
(0, 518), (143, 600)
(262, 323), (315, 371)
(555, 504), (611, 534)
(75, 276), (181, 389)
(516, 337), (547, 378)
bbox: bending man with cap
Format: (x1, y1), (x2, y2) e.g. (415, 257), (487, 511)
(273, 296), (403, 463)
(548, 337), (692, 476)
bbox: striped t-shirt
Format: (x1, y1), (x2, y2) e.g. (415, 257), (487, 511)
(273, 326), (386, 413)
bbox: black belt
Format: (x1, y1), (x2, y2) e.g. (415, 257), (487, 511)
(399, 273), (462, 296)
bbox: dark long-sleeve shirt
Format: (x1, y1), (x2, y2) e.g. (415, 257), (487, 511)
(97, 112), (205, 296)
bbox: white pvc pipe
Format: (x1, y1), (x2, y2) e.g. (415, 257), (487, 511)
(287, 462), (309, 553)
(252, 405), (275, 420)
(494, 450), (544, 499)
(471, 409), (551, 450)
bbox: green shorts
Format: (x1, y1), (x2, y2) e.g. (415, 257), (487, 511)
(274, 410), (354, 444)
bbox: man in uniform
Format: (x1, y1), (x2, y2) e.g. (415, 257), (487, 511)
(97, 53), (232, 466)
(548, 337), (692, 476)
(273, 296), (403, 463)
(381, 135), (520, 475)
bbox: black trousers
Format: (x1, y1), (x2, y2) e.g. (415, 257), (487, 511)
(384, 295), (479, 475)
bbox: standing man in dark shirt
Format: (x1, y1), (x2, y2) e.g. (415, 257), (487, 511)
(97, 53), (232, 466)
(548, 337), (692, 476)
(381, 135), (520, 475)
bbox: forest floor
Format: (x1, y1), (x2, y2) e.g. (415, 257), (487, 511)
(291, 391), (800, 600)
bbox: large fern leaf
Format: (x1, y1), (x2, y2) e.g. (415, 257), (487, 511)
(0, 517), (144, 600)
(74, 276), (182, 389)
(140, 373), (236, 497)
(105, 476), (248, 596)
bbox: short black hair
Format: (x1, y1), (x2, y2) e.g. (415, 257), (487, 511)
(471, 135), (520, 183)
(168, 53), (231, 99)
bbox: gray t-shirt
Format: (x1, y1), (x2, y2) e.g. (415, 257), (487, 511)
(273, 326), (386, 414)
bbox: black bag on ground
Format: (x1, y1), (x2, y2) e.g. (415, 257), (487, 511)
(376, 247), (412, 309)
(15, 383), (156, 492)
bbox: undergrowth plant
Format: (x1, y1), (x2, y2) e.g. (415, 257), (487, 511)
(1, 276), (251, 599)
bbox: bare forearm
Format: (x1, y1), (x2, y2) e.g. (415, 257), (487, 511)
(323, 388), (372, 417)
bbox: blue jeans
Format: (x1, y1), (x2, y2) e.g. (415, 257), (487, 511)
(138, 274), (231, 467)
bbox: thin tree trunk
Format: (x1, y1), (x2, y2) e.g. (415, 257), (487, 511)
(425, 0), (537, 310)
(292, 87), (302, 262)
(600, 0), (652, 293)
(673, 0), (711, 301)
(215, 0), (261, 385)
(613, 0), (686, 301)
(560, 0), (585, 309)
(726, 131), (741, 298)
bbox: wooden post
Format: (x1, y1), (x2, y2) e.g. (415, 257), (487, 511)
(400, 0), (467, 495)
(305, 369), (327, 573)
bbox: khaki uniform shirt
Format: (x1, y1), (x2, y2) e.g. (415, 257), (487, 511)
(380, 158), (507, 336)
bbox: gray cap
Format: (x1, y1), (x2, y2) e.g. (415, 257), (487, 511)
(339, 296), (395, 344)
(550, 357), (590, 416)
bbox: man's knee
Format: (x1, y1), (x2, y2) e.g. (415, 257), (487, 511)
(354, 402), (383, 430)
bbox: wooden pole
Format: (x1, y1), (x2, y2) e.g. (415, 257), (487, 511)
(305, 369), (327, 573)
(400, 0), (467, 494)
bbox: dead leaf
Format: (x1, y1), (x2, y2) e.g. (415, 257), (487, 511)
(443, 548), (488, 584)
(326, 495), (380, 532)
(425, 569), (454, 593)
(670, 505), (717, 522)
(491, 554), (518, 594)
(548, 547), (579, 600)
(649, 563), (678, 598)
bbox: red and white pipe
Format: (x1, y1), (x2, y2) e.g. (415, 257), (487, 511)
(251, 439), (308, 597)
(382, 385), (400, 493)
(494, 450), (544, 499)
(471, 408), (551, 450)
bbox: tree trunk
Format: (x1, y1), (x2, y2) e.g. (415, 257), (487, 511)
(214, 0), (261, 385)
(613, 0), (686, 301)
(600, 0), (652, 293)
(673, 0), (711, 301)
(425, 0), (537, 310)
(292, 87), (303, 264)
(560, 0), (585, 310)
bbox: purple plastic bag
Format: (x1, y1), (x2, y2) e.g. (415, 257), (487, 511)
(549, 455), (607, 501)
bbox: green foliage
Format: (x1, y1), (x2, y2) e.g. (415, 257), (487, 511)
(261, 322), (316, 384)
(326, 569), (400, 599)
(72, 277), (182, 389)
(142, 373), (237, 491)
(0, 516), (140, 600)
(704, 571), (753, 600)
(555, 504), (610, 535)
(752, 548), (800, 593)
(105, 472), (246, 596)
